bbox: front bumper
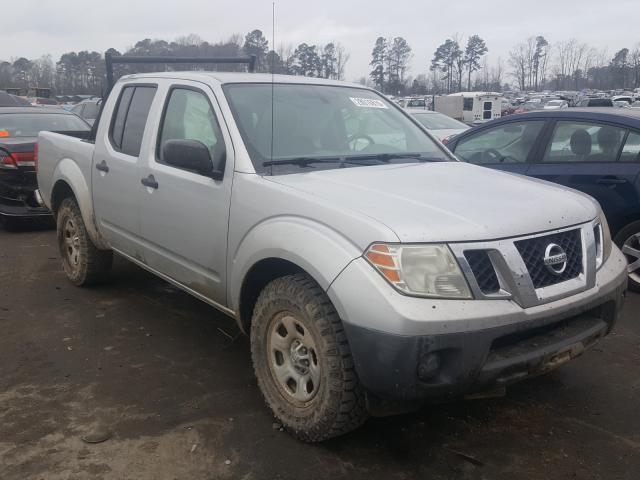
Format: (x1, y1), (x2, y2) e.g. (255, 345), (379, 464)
(327, 247), (628, 403)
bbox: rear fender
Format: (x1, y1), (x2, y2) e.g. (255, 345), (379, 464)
(52, 158), (109, 249)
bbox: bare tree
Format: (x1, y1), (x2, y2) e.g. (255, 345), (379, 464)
(334, 42), (350, 80)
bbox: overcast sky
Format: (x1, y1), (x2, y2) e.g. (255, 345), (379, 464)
(4, 0), (639, 81)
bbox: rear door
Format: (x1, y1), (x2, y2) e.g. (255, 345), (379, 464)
(527, 120), (640, 233)
(137, 81), (234, 307)
(451, 119), (547, 175)
(92, 84), (157, 255)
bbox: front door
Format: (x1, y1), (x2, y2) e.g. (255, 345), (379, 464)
(452, 119), (547, 176)
(527, 120), (640, 233)
(92, 84), (157, 255)
(138, 83), (233, 306)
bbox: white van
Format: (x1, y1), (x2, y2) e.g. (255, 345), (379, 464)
(434, 92), (501, 124)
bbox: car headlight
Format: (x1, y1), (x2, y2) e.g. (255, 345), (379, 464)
(365, 243), (472, 299)
(595, 213), (612, 270)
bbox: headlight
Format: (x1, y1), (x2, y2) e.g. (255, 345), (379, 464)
(595, 213), (612, 270)
(365, 243), (472, 299)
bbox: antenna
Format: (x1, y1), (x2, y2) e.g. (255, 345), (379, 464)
(270, 2), (275, 175)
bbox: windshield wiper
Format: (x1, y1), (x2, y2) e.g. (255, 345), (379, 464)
(342, 153), (447, 163)
(262, 156), (344, 167)
(262, 153), (446, 169)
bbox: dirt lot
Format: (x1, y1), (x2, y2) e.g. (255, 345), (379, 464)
(1, 225), (639, 480)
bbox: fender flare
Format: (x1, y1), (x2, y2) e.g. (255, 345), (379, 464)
(51, 159), (110, 250)
(228, 215), (364, 312)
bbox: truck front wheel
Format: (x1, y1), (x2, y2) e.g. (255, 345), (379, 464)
(56, 198), (112, 286)
(250, 273), (368, 442)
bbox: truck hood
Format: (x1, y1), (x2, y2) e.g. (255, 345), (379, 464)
(266, 161), (598, 243)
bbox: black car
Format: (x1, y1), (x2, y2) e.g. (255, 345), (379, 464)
(446, 108), (640, 291)
(0, 107), (90, 229)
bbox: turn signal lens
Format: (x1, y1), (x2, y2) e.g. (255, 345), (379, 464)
(365, 243), (472, 299)
(0, 130), (9, 137)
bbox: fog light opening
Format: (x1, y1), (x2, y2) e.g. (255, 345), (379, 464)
(417, 352), (441, 381)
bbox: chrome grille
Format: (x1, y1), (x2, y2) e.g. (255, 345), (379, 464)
(514, 229), (583, 289)
(464, 250), (500, 294)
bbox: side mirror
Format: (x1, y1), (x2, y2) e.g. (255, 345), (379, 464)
(161, 139), (224, 180)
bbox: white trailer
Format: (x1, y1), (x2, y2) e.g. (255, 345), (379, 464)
(435, 92), (502, 125)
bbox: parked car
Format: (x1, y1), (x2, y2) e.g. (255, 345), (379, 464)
(513, 102), (540, 114)
(631, 101), (640, 109)
(446, 107), (640, 291)
(0, 91), (31, 107)
(37, 72), (627, 441)
(0, 107), (90, 229)
(406, 108), (469, 142)
(70, 98), (101, 125)
(576, 97), (614, 107)
(403, 97), (428, 108)
(543, 100), (569, 110)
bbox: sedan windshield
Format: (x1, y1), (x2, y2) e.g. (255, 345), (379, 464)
(412, 112), (468, 130)
(223, 83), (450, 174)
(0, 113), (90, 138)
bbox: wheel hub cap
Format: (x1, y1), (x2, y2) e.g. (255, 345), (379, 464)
(63, 218), (80, 267)
(268, 314), (320, 403)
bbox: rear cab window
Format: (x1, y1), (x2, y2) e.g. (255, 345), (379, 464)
(109, 85), (157, 157)
(542, 121), (626, 163)
(620, 131), (640, 162)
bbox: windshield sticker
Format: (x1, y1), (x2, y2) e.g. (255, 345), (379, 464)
(349, 97), (388, 109)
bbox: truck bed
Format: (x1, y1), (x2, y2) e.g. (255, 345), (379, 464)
(37, 131), (96, 211)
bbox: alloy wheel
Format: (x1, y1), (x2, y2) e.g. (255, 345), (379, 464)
(622, 232), (640, 284)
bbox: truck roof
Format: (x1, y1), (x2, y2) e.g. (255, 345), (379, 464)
(118, 72), (364, 89)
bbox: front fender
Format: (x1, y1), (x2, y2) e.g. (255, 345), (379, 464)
(228, 215), (364, 311)
(52, 159), (109, 250)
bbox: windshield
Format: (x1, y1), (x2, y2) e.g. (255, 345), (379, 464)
(0, 113), (90, 137)
(406, 99), (426, 108)
(412, 112), (467, 130)
(83, 102), (100, 119)
(223, 83), (450, 175)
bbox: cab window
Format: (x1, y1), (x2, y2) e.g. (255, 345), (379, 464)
(619, 131), (640, 163)
(542, 121), (626, 163)
(110, 85), (157, 157)
(158, 88), (225, 168)
(454, 121), (544, 164)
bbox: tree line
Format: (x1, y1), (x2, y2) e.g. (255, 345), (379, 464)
(0, 30), (350, 96)
(373, 34), (640, 96)
(2, 30), (640, 97)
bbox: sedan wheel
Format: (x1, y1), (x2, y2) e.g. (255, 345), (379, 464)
(622, 232), (640, 286)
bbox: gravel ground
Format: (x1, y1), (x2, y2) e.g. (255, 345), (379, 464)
(1, 226), (639, 480)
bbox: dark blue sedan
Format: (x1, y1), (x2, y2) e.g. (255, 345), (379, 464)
(446, 108), (640, 291)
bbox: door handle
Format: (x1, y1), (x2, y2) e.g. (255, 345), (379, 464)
(95, 160), (109, 173)
(141, 174), (159, 190)
(596, 176), (627, 185)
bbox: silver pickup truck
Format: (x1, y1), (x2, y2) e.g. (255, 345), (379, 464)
(37, 71), (628, 442)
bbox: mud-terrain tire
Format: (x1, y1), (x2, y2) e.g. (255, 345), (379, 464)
(56, 198), (112, 286)
(250, 273), (368, 442)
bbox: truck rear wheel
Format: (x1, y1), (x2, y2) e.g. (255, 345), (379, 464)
(250, 273), (368, 442)
(56, 198), (112, 286)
